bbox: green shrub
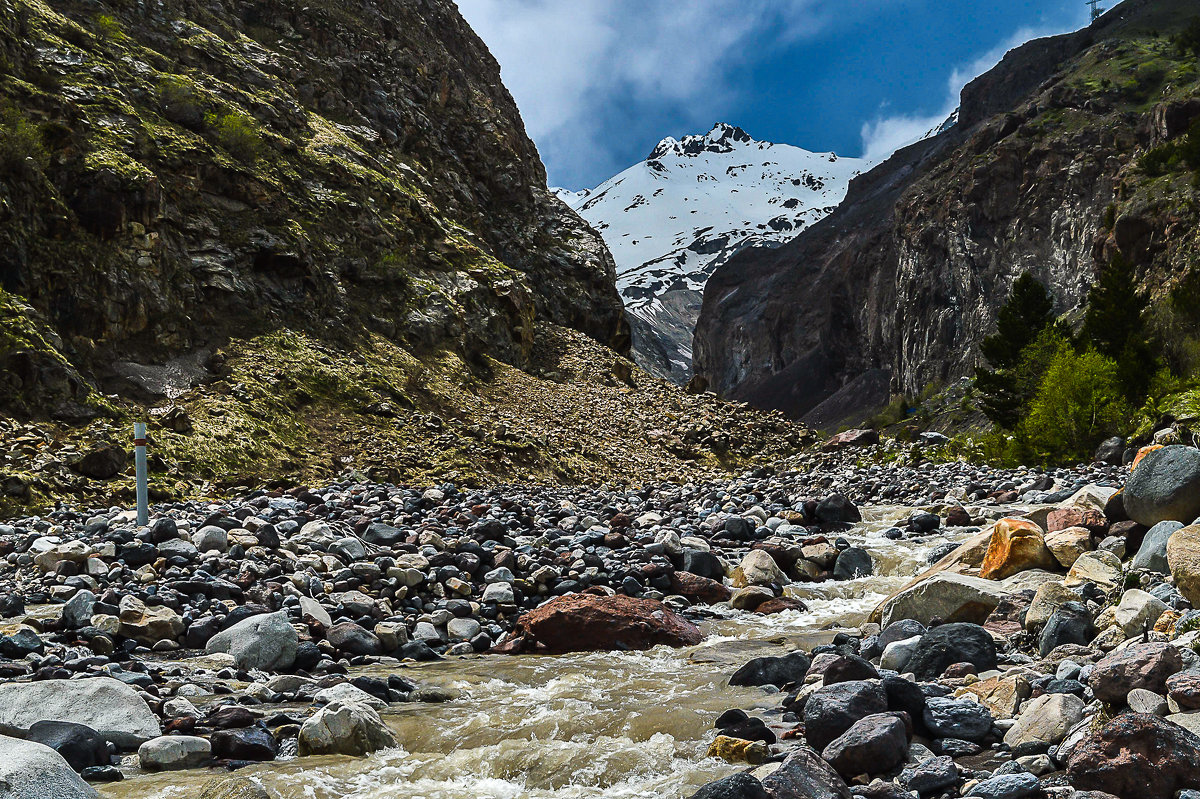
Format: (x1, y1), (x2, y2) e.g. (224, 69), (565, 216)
(158, 75), (196, 107)
(1018, 346), (1130, 464)
(0, 103), (49, 172)
(1175, 17), (1200, 57)
(1143, 116), (1200, 177)
(205, 111), (264, 161)
(95, 13), (124, 39)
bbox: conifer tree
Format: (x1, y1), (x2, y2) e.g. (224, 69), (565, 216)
(976, 272), (1056, 428)
(1080, 252), (1154, 400)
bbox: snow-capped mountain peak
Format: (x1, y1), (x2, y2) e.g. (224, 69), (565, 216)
(555, 123), (866, 381)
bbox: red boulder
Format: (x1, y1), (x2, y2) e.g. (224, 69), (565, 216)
(499, 593), (704, 654)
(669, 571), (732, 604)
(1067, 713), (1200, 799)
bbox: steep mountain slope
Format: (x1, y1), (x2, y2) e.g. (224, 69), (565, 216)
(694, 0), (1200, 430)
(0, 0), (815, 508)
(0, 0), (628, 424)
(559, 123), (863, 381)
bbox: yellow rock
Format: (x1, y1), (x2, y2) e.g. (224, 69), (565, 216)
(1156, 609), (1181, 635)
(707, 735), (768, 764)
(960, 674), (1032, 718)
(979, 518), (1056, 581)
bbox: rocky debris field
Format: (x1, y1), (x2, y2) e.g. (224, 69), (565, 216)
(0, 325), (813, 513)
(0, 441), (1194, 798)
(688, 443), (1200, 799)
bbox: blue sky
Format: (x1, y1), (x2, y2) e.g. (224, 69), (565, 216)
(458, 0), (1094, 190)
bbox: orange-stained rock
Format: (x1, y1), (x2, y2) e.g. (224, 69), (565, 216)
(1133, 444), (1164, 470)
(497, 593), (703, 654)
(979, 518), (1057, 580)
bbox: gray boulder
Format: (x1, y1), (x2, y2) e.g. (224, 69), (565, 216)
(138, 735), (211, 770)
(922, 696), (994, 742)
(1133, 520), (1185, 573)
(761, 744), (852, 799)
(297, 700), (396, 756)
(0, 734), (99, 798)
(206, 611), (298, 671)
(60, 591), (96, 629)
(0, 677), (161, 747)
(1125, 446), (1200, 526)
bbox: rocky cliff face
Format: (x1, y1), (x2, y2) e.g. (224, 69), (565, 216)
(694, 0), (1200, 430)
(0, 0), (628, 420)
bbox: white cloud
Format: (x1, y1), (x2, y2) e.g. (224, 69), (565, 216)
(456, 0), (827, 188)
(859, 21), (1088, 165)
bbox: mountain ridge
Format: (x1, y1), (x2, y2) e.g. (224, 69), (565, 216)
(694, 0), (1200, 430)
(557, 122), (864, 381)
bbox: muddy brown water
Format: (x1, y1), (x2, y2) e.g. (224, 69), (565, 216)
(99, 506), (977, 799)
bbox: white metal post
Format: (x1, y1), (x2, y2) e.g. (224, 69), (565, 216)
(134, 422), (148, 526)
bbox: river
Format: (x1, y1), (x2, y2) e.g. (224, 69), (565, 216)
(100, 506), (974, 799)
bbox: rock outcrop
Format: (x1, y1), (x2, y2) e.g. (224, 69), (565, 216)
(0, 0), (627, 419)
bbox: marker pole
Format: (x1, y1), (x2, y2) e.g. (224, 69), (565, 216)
(134, 422), (149, 526)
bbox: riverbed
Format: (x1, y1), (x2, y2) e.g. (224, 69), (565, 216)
(100, 506), (975, 799)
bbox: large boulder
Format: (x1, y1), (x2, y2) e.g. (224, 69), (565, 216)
(60, 591), (97, 629)
(761, 745), (852, 799)
(877, 573), (1006, 627)
(205, 611), (298, 671)
(1132, 521), (1185, 574)
(731, 550), (789, 588)
(1104, 589), (1167, 637)
(326, 622), (383, 656)
(138, 735), (211, 770)
(1064, 550), (1122, 591)
(0, 734), (100, 799)
(1038, 601), (1095, 656)
(814, 494), (861, 525)
(670, 571), (732, 604)
(687, 773), (770, 799)
(1025, 582), (1082, 631)
(729, 652), (811, 687)
(1124, 445), (1200, 526)
(905, 623), (996, 680)
(922, 696), (994, 742)
(803, 680), (888, 752)
(979, 518), (1056, 580)
(1047, 507), (1108, 535)
(1167, 525), (1200, 606)
(1044, 526), (1092, 568)
(117, 595), (185, 644)
(820, 713), (909, 779)
(961, 674), (1031, 718)
(1088, 642), (1183, 704)
(26, 721), (109, 772)
(297, 700), (396, 756)
(1003, 692), (1085, 753)
(0, 677), (161, 747)
(505, 594), (703, 654)
(1067, 712), (1200, 799)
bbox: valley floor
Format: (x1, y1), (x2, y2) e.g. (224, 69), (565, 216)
(7, 451), (1195, 799)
